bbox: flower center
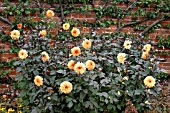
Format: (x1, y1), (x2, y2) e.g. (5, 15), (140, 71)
(75, 50), (79, 54)
(36, 79), (40, 83)
(73, 30), (77, 34)
(78, 66), (82, 69)
(120, 56), (124, 59)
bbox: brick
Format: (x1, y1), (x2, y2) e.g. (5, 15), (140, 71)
(78, 14), (86, 18)
(167, 70), (170, 74)
(0, 53), (18, 60)
(110, 25), (117, 29)
(8, 16), (15, 21)
(115, 3), (127, 8)
(149, 33), (157, 39)
(0, 43), (10, 51)
(166, 58), (170, 62)
(71, 13), (79, 18)
(160, 21), (170, 26)
(124, 16), (132, 20)
(32, 17), (41, 22)
(0, 57), (8, 62)
(43, 3), (51, 8)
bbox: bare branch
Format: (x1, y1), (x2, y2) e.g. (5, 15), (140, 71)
(35, 0), (41, 8)
(0, 16), (12, 25)
(119, 18), (148, 30)
(140, 18), (165, 35)
(0, 26), (3, 31)
(59, 0), (64, 21)
(116, 18), (121, 32)
(122, 0), (137, 15)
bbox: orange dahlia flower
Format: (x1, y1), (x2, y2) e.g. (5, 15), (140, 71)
(67, 60), (75, 70)
(46, 10), (54, 18)
(17, 23), (22, 29)
(39, 30), (47, 37)
(117, 53), (126, 64)
(60, 81), (73, 94)
(141, 52), (148, 60)
(86, 60), (95, 70)
(41, 51), (50, 61)
(71, 47), (81, 56)
(123, 40), (132, 49)
(18, 49), (28, 59)
(10, 30), (20, 40)
(144, 76), (156, 88)
(71, 27), (80, 37)
(143, 44), (151, 53)
(74, 62), (86, 74)
(34, 76), (43, 86)
(82, 39), (92, 49)
(63, 23), (70, 30)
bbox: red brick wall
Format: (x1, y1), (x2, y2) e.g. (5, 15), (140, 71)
(0, 0), (170, 80)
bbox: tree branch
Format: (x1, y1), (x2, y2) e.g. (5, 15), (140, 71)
(0, 16), (12, 25)
(0, 26), (3, 31)
(35, 0), (41, 8)
(117, 0), (137, 32)
(123, 0), (137, 15)
(119, 18), (148, 30)
(116, 18), (121, 32)
(59, 0), (64, 21)
(140, 18), (165, 35)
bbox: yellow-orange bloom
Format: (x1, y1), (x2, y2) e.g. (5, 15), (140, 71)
(39, 30), (47, 37)
(17, 24), (22, 29)
(71, 47), (81, 56)
(34, 76), (43, 86)
(82, 39), (92, 49)
(63, 23), (70, 30)
(144, 76), (156, 88)
(8, 108), (15, 112)
(18, 49), (28, 59)
(2, 95), (7, 99)
(41, 51), (50, 61)
(71, 27), (80, 37)
(123, 40), (132, 49)
(143, 44), (151, 53)
(117, 53), (126, 64)
(18, 111), (22, 113)
(10, 30), (20, 40)
(60, 81), (73, 94)
(26, 106), (29, 110)
(67, 60), (75, 70)
(46, 10), (54, 18)
(86, 60), (95, 70)
(74, 62), (86, 74)
(141, 52), (149, 60)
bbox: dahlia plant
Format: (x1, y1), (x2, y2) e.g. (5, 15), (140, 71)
(12, 10), (163, 113)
